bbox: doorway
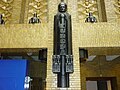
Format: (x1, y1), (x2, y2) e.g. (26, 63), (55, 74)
(86, 77), (118, 90)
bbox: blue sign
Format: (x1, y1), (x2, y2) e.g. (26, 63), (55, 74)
(0, 60), (27, 90)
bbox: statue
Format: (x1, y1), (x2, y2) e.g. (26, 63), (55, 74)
(85, 12), (97, 23)
(29, 13), (41, 24)
(0, 14), (5, 24)
(53, 2), (74, 88)
(24, 76), (32, 90)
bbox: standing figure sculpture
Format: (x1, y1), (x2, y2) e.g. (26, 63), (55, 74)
(52, 2), (74, 88)
(29, 13), (41, 24)
(0, 14), (5, 24)
(85, 12), (97, 23)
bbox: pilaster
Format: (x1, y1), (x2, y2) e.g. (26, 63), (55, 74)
(11, 0), (22, 23)
(46, 0), (58, 89)
(68, 0), (81, 89)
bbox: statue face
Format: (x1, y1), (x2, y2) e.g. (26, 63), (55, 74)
(58, 2), (67, 12)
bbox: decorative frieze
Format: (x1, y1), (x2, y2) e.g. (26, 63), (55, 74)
(77, 0), (98, 22)
(28, 0), (48, 23)
(0, 0), (14, 24)
(114, 0), (120, 19)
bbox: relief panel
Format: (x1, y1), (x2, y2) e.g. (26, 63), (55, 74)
(0, 0), (14, 24)
(77, 0), (98, 22)
(114, 0), (120, 19)
(28, 0), (48, 23)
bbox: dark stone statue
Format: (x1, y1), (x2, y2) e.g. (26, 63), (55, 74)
(54, 2), (72, 55)
(85, 12), (97, 23)
(29, 13), (41, 24)
(0, 14), (5, 24)
(53, 2), (73, 88)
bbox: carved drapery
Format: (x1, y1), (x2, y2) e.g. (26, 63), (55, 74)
(77, 0), (98, 22)
(28, 0), (48, 23)
(0, 0), (14, 24)
(114, 0), (120, 19)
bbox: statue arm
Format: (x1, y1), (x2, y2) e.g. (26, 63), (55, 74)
(68, 15), (72, 55)
(38, 19), (41, 23)
(67, 15), (72, 36)
(54, 15), (58, 54)
(54, 15), (58, 32)
(69, 15), (72, 32)
(85, 18), (89, 22)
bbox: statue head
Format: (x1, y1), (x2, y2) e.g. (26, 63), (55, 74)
(33, 13), (37, 17)
(88, 12), (93, 17)
(58, 2), (67, 12)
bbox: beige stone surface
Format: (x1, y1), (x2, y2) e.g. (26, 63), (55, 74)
(11, 0), (23, 23)
(0, 24), (48, 48)
(0, 22), (120, 90)
(78, 23), (120, 47)
(104, 0), (118, 22)
(1, 23), (120, 48)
